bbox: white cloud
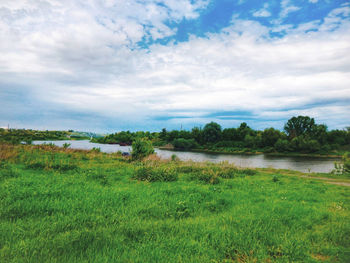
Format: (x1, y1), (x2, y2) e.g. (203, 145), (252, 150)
(0, 1), (350, 130)
(309, 0), (318, 3)
(252, 3), (271, 18)
(280, 0), (301, 18)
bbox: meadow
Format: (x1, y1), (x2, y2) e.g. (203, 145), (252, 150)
(0, 143), (349, 262)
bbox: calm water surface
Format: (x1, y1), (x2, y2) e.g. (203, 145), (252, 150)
(33, 140), (340, 173)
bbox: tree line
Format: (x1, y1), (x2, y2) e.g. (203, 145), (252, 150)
(95, 116), (350, 154)
(2, 116), (349, 154)
(0, 129), (70, 144)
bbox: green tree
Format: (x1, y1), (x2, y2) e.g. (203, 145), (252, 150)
(311, 124), (328, 144)
(274, 139), (290, 152)
(159, 128), (167, 141)
(203, 122), (222, 143)
(173, 138), (198, 150)
(191, 127), (203, 144)
(284, 116), (315, 138)
(222, 128), (239, 141)
(261, 128), (283, 147)
(237, 122), (254, 141)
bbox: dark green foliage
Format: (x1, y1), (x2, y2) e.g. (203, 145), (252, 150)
(284, 116), (315, 138)
(301, 139), (321, 153)
(91, 116), (349, 156)
(0, 128), (70, 143)
(272, 175), (280, 182)
(274, 139), (290, 152)
(173, 138), (198, 150)
(131, 138), (154, 160)
(93, 130), (157, 145)
(171, 154), (179, 162)
(238, 168), (257, 176)
(191, 127), (203, 144)
(203, 122), (222, 143)
(262, 128), (283, 147)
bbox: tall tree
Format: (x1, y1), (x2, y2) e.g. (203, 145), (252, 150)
(284, 116), (315, 138)
(203, 122), (222, 143)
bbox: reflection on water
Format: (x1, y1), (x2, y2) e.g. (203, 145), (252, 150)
(33, 140), (339, 173)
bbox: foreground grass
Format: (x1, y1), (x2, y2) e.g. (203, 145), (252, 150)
(0, 144), (349, 262)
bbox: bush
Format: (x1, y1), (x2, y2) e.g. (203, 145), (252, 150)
(188, 170), (220, 184)
(133, 165), (178, 182)
(91, 147), (101, 153)
(300, 139), (321, 153)
(274, 139), (290, 152)
(132, 138), (154, 160)
(238, 168), (257, 176)
(272, 175), (280, 182)
(198, 170), (220, 184)
(263, 147), (275, 153)
(63, 143), (71, 149)
(171, 154), (180, 162)
(172, 138), (198, 150)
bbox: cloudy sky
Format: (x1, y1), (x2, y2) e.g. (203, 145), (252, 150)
(1, 0), (349, 132)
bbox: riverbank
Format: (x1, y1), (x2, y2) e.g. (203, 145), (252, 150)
(158, 146), (343, 158)
(1, 143), (350, 262)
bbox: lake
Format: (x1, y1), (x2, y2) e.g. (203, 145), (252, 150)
(33, 140), (340, 173)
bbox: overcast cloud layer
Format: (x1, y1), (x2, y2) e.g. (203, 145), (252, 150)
(1, 0), (349, 132)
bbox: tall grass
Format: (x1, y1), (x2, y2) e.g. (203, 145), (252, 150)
(0, 143), (349, 262)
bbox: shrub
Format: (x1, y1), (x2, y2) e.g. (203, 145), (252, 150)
(133, 165), (178, 182)
(272, 175), (280, 182)
(263, 146), (275, 153)
(274, 139), (290, 152)
(151, 167), (178, 182)
(188, 170), (220, 184)
(132, 138), (154, 160)
(238, 168), (257, 176)
(300, 139), (321, 153)
(91, 147), (101, 153)
(171, 154), (179, 162)
(216, 168), (237, 179)
(63, 143), (71, 149)
(198, 170), (220, 184)
(172, 138), (198, 150)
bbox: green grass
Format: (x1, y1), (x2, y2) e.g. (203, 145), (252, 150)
(0, 144), (350, 262)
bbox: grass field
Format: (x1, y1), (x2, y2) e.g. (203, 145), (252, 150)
(0, 144), (349, 262)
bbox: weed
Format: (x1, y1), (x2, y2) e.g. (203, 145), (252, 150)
(272, 175), (280, 182)
(63, 143), (71, 149)
(133, 165), (178, 182)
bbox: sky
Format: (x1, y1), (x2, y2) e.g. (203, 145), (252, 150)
(0, 0), (349, 133)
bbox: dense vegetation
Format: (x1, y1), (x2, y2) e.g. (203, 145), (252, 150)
(92, 130), (158, 145)
(0, 129), (103, 144)
(2, 116), (350, 156)
(0, 143), (349, 262)
(94, 116), (350, 156)
(0, 128), (70, 144)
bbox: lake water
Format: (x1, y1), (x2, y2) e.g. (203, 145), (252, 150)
(33, 140), (340, 173)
